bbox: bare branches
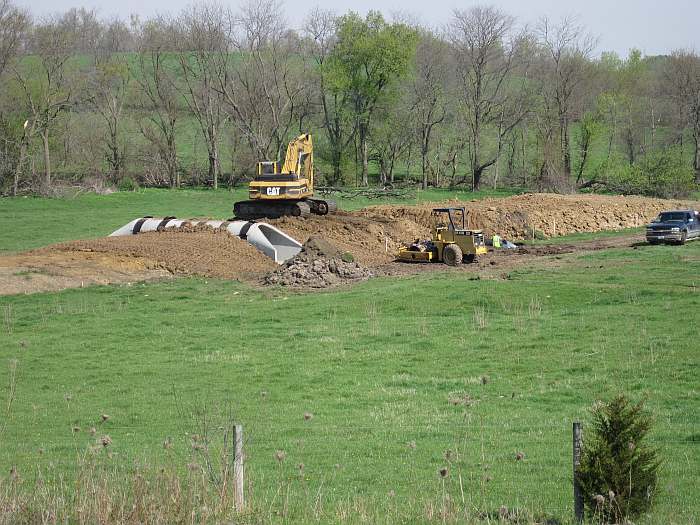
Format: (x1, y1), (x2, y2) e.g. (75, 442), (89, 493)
(449, 6), (532, 190)
(0, 0), (29, 78)
(664, 50), (700, 182)
(217, 0), (307, 163)
(131, 15), (181, 187)
(175, 2), (230, 187)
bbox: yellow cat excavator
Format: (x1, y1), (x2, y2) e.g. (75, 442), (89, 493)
(233, 133), (337, 219)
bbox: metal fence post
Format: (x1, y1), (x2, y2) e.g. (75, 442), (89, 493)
(234, 424), (245, 511)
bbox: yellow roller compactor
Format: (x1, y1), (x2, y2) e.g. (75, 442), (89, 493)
(398, 207), (487, 265)
(233, 133), (337, 219)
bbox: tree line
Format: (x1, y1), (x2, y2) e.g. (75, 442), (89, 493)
(0, 0), (699, 197)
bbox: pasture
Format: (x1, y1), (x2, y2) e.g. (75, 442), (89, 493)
(0, 191), (698, 523)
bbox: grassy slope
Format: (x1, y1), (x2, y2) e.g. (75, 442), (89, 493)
(0, 187), (519, 254)
(0, 241), (698, 522)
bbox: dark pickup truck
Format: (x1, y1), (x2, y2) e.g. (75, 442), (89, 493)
(646, 209), (700, 245)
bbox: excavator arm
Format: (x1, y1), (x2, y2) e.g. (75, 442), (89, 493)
(281, 133), (314, 191)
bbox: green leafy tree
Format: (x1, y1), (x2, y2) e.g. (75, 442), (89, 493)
(327, 11), (417, 186)
(578, 395), (661, 524)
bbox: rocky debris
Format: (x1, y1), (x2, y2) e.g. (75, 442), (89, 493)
(263, 236), (373, 288)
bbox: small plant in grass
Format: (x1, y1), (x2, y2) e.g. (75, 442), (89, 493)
(117, 176), (139, 192)
(579, 394), (661, 523)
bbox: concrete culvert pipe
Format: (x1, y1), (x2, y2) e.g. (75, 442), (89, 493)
(109, 217), (302, 264)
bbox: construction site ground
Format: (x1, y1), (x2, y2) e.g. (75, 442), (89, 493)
(1, 192), (698, 295)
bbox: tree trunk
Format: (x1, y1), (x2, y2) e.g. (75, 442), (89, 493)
(471, 134), (481, 191)
(41, 130), (51, 188)
(360, 124), (369, 186)
(560, 116), (571, 178)
(13, 141), (27, 197)
(333, 152), (342, 184)
(109, 125), (121, 177)
(421, 145), (428, 190)
(694, 130), (700, 184)
(209, 124), (219, 190)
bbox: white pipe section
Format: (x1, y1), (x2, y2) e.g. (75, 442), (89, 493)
(109, 217), (302, 264)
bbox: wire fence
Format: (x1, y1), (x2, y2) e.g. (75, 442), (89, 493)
(2, 418), (698, 522)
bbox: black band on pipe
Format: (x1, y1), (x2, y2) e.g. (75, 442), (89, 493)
(132, 218), (149, 234)
(238, 221), (255, 240)
(157, 216), (177, 231)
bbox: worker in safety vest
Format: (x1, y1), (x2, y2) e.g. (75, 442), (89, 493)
(492, 234), (502, 248)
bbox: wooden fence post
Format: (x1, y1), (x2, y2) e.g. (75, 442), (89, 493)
(573, 421), (584, 523)
(233, 424), (245, 511)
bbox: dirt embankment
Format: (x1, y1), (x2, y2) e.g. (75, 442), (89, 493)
(1, 193), (697, 295)
(355, 193), (698, 241)
(0, 227), (276, 295)
(273, 193), (699, 266)
(40, 227), (277, 279)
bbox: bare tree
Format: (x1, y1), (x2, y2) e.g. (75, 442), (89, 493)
(303, 7), (355, 184)
(536, 17), (595, 179)
(14, 14), (78, 188)
(664, 50), (700, 183)
(370, 89), (413, 185)
(60, 8), (102, 60)
(132, 17), (181, 187)
(215, 0), (307, 169)
(0, 0), (28, 78)
(175, 3), (229, 189)
(412, 30), (448, 189)
(450, 6), (532, 190)
(99, 17), (136, 55)
(86, 56), (131, 178)
(0, 0), (29, 195)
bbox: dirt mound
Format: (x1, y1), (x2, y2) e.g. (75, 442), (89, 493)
(356, 193), (699, 241)
(269, 213), (426, 267)
(38, 227), (276, 279)
(263, 236), (372, 288)
(270, 193), (699, 267)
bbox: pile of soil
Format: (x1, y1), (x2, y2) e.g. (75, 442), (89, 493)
(40, 226), (276, 279)
(270, 193), (698, 266)
(356, 193), (698, 241)
(263, 236), (373, 288)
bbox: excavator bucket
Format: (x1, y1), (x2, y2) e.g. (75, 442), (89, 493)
(110, 217), (302, 263)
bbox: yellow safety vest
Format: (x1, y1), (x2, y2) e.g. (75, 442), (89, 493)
(492, 235), (501, 248)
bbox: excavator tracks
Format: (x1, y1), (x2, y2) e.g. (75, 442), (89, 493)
(233, 199), (337, 220)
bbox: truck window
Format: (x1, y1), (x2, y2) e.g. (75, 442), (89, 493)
(659, 212), (687, 222)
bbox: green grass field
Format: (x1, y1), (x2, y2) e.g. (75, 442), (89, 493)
(0, 192), (698, 523)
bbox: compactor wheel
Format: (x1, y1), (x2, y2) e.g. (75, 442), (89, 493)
(443, 244), (463, 266)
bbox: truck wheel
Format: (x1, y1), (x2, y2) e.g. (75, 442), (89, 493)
(679, 230), (688, 245)
(443, 244), (463, 266)
(463, 253), (476, 263)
